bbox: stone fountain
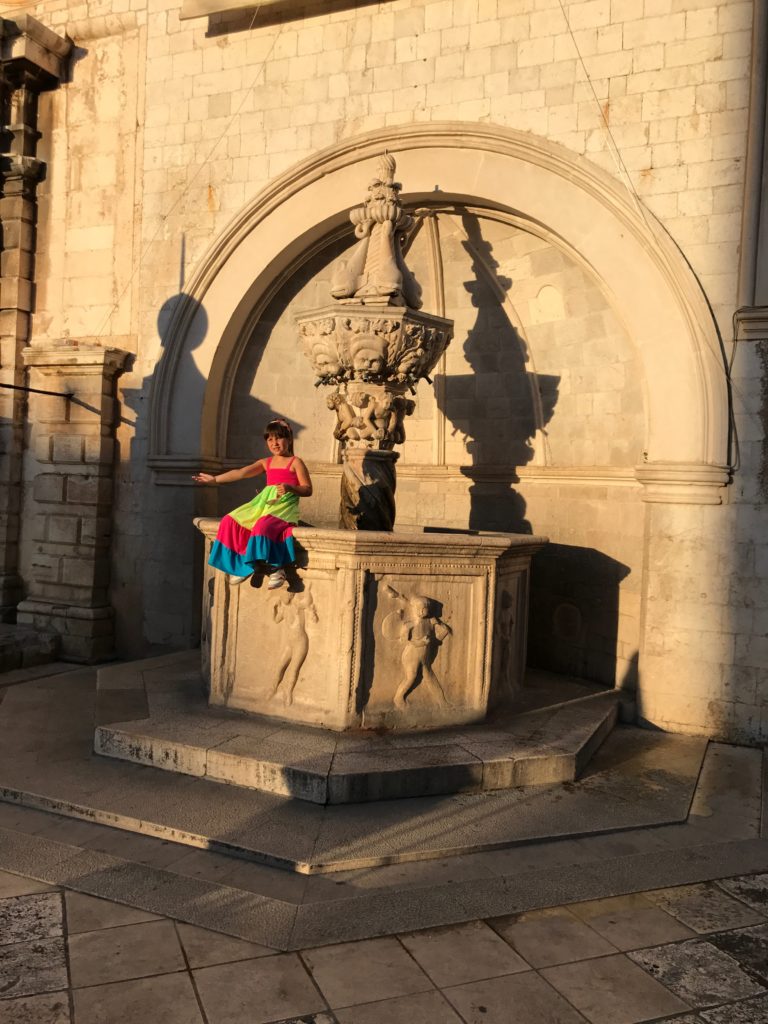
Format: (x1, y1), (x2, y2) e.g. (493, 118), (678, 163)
(194, 155), (548, 733)
(93, 155), (618, 807)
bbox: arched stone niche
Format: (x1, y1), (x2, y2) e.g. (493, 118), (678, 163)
(149, 123), (730, 497)
(223, 204), (646, 528)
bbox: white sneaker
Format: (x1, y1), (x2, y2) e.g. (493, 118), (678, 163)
(228, 574), (250, 585)
(267, 569), (286, 590)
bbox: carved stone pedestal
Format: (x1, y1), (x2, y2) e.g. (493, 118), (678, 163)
(196, 520), (547, 732)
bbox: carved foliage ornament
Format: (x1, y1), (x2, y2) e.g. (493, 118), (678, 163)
(298, 314), (451, 388)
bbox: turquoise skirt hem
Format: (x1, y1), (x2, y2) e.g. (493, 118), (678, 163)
(209, 536), (296, 576)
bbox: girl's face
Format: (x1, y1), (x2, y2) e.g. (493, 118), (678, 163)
(266, 432), (291, 457)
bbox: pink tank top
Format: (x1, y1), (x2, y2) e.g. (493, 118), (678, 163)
(266, 457), (299, 487)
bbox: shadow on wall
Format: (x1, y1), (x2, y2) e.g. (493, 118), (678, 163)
(528, 543), (633, 690)
(119, 291), (297, 656)
(436, 213), (560, 534)
(118, 292), (213, 654)
(435, 214), (630, 692)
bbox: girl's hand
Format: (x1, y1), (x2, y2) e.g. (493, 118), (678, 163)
(274, 483), (289, 497)
(192, 473), (216, 484)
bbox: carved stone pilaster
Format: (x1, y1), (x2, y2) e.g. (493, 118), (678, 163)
(0, 16), (71, 619)
(16, 342), (129, 662)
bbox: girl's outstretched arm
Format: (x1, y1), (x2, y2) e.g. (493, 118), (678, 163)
(192, 459), (267, 485)
(275, 458), (313, 498)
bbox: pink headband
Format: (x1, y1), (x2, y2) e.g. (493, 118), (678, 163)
(267, 418), (292, 432)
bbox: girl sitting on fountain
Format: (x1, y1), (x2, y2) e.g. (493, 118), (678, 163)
(192, 419), (312, 590)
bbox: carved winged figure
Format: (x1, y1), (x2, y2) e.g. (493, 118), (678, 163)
(381, 582), (452, 709)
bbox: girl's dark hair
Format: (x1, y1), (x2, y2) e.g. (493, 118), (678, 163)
(264, 419), (294, 453)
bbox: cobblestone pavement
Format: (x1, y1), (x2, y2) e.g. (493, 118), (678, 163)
(3, 866), (768, 1023)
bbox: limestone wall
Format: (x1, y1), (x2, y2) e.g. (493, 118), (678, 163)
(9, 0), (768, 740)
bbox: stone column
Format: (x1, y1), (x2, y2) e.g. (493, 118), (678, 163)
(0, 16), (70, 619)
(634, 464), (732, 736)
(16, 343), (129, 662)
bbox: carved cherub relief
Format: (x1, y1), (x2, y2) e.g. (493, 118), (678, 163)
(270, 587), (318, 706)
(381, 583), (452, 709)
(327, 391), (361, 440)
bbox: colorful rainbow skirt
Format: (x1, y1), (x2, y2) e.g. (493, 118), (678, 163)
(208, 487), (299, 576)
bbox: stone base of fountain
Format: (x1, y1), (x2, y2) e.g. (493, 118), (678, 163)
(195, 519), (547, 733)
(93, 523), (620, 807)
(94, 658), (618, 804)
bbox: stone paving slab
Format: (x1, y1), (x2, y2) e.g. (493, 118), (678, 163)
(0, 663), (766, 954)
(628, 939), (767, 1007)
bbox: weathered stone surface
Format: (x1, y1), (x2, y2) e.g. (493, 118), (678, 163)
(0, 665), (706, 875)
(628, 939), (766, 1007)
(197, 521), (547, 733)
(708, 923), (768, 983)
(541, 953), (691, 1022)
(718, 873), (768, 914)
(700, 995), (768, 1023)
(647, 882), (767, 933)
(0, 938), (68, 1000)
(0, 891), (62, 946)
(0, 991), (70, 1024)
(95, 653), (618, 803)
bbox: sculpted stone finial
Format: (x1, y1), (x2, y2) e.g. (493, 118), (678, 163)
(330, 153), (422, 310)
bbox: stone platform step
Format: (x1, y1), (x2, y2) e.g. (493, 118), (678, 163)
(0, 655), (709, 875)
(93, 657), (619, 804)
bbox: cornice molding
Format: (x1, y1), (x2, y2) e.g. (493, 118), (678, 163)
(734, 306), (768, 342)
(0, 14), (71, 87)
(23, 342), (130, 377)
(635, 462), (730, 505)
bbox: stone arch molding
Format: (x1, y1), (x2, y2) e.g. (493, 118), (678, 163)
(149, 123), (730, 502)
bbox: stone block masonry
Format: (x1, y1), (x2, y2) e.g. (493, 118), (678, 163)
(16, 342), (128, 663)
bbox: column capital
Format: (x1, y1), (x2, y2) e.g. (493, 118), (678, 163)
(635, 462), (731, 505)
(734, 306), (768, 343)
(23, 341), (130, 378)
(0, 14), (71, 89)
